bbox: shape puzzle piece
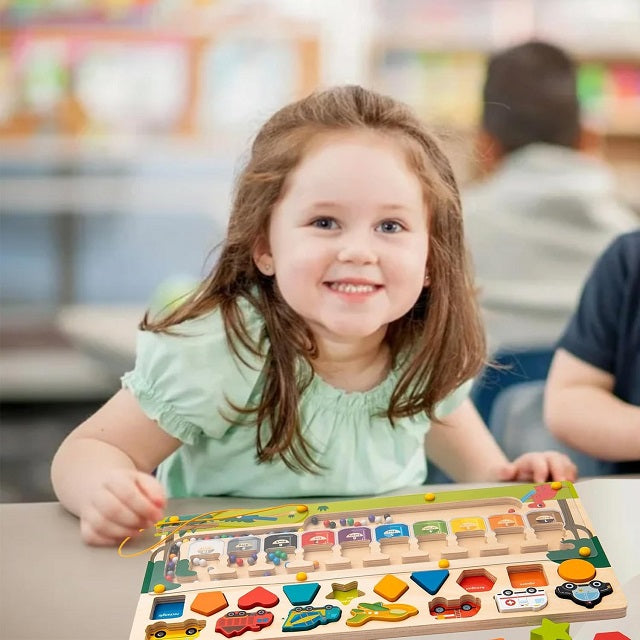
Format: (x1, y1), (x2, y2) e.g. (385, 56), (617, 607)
(325, 581), (364, 604)
(282, 582), (320, 606)
(410, 569), (449, 595)
(593, 633), (631, 640)
(346, 602), (418, 627)
(215, 609), (274, 637)
(190, 590), (228, 616)
(373, 574), (409, 602)
(237, 586), (279, 610)
(530, 617), (572, 640)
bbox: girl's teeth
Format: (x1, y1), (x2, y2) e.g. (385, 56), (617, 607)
(329, 283), (376, 293)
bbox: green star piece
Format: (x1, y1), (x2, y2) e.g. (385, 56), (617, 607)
(530, 617), (572, 640)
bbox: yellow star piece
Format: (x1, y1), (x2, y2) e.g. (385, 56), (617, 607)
(530, 617), (572, 640)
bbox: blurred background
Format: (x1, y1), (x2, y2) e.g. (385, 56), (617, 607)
(1, 0), (639, 502)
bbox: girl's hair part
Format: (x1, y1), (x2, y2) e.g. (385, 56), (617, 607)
(142, 85), (486, 473)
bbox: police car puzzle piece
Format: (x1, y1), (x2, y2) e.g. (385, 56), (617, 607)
(555, 579), (613, 609)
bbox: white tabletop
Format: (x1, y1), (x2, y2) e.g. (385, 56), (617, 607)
(1, 479), (638, 640)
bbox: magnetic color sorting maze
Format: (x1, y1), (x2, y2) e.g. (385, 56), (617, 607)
(127, 482), (627, 639)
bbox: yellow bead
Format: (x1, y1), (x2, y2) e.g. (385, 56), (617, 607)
(579, 546), (591, 557)
(296, 505), (308, 513)
(438, 559), (450, 569)
(550, 481), (562, 490)
(153, 584), (165, 594)
(424, 493), (436, 502)
(296, 572), (307, 582)
(169, 515), (180, 523)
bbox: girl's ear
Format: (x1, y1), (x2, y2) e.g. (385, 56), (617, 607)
(253, 238), (275, 276)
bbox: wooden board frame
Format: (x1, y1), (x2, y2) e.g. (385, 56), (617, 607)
(127, 482), (626, 639)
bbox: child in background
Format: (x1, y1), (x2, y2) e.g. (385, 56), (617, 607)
(464, 40), (637, 352)
(545, 230), (640, 472)
(51, 86), (576, 546)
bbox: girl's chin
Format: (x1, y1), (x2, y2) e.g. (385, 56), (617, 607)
(313, 322), (388, 341)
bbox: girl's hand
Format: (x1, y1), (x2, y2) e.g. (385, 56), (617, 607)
(498, 451), (578, 483)
(79, 469), (166, 546)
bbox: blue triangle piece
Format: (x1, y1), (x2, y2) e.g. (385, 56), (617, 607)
(282, 582), (321, 606)
(410, 569), (449, 595)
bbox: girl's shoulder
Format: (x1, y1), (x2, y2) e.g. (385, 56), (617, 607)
(138, 296), (265, 359)
(122, 297), (266, 443)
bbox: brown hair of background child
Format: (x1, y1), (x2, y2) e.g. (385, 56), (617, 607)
(142, 85), (486, 472)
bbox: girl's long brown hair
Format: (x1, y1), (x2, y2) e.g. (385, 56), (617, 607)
(142, 85), (486, 473)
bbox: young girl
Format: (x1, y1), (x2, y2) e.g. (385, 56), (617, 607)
(52, 86), (576, 546)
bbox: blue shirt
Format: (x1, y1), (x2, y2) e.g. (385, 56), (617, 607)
(558, 230), (640, 472)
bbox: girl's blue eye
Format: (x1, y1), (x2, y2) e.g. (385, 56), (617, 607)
(311, 217), (338, 230)
(377, 220), (403, 233)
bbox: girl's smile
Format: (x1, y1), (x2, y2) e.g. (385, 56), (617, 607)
(324, 279), (382, 300)
(254, 130), (430, 348)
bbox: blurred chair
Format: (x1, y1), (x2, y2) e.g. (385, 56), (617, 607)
(426, 347), (617, 483)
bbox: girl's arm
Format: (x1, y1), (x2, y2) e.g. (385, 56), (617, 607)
(545, 349), (640, 460)
(51, 389), (181, 545)
(425, 398), (576, 483)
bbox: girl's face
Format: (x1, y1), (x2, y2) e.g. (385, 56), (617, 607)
(254, 130), (429, 344)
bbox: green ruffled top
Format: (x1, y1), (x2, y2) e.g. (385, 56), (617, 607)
(121, 297), (470, 498)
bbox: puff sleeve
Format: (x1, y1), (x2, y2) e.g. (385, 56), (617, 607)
(121, 304), (265, 445)
(433, 379), (474, 420)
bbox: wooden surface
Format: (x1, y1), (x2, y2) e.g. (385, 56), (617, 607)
(1, 480), (638, 640)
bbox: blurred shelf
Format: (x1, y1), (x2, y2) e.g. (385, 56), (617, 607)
(0, 348), (118, 401)
(57, 304), (143, 376)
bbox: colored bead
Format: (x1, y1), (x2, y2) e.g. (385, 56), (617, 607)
(236, 558), (244, 566)
(323, 520), (331, 528)
(329, 521), (336, 529)
(153, 584), (165, 594)
(424, 493), (436, 502)
(311, 516), (318, 525)
(438, 559), (450, 568)
(551, 481), (563, 490)
(339, 518), (347, 526)
(347, 518), (354, 526)
(169, 515), (180, 522)
(368, 514), (376, 523)
(296, 505), (308, 513)
(296, 572), (307, 581)
(579, 546), (591, 557)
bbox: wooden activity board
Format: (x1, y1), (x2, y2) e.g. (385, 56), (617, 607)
(127, 482), (626, 639)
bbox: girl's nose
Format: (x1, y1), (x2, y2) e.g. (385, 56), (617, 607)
(337, 235), (378, 264)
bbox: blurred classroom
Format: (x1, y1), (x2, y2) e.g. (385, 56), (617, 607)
(1, 0), (639, 502)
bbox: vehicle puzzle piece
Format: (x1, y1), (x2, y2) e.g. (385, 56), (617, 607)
(555, 580), (613, 609)
(346, 601), (418, 627)
(215, 610), (274, 638)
